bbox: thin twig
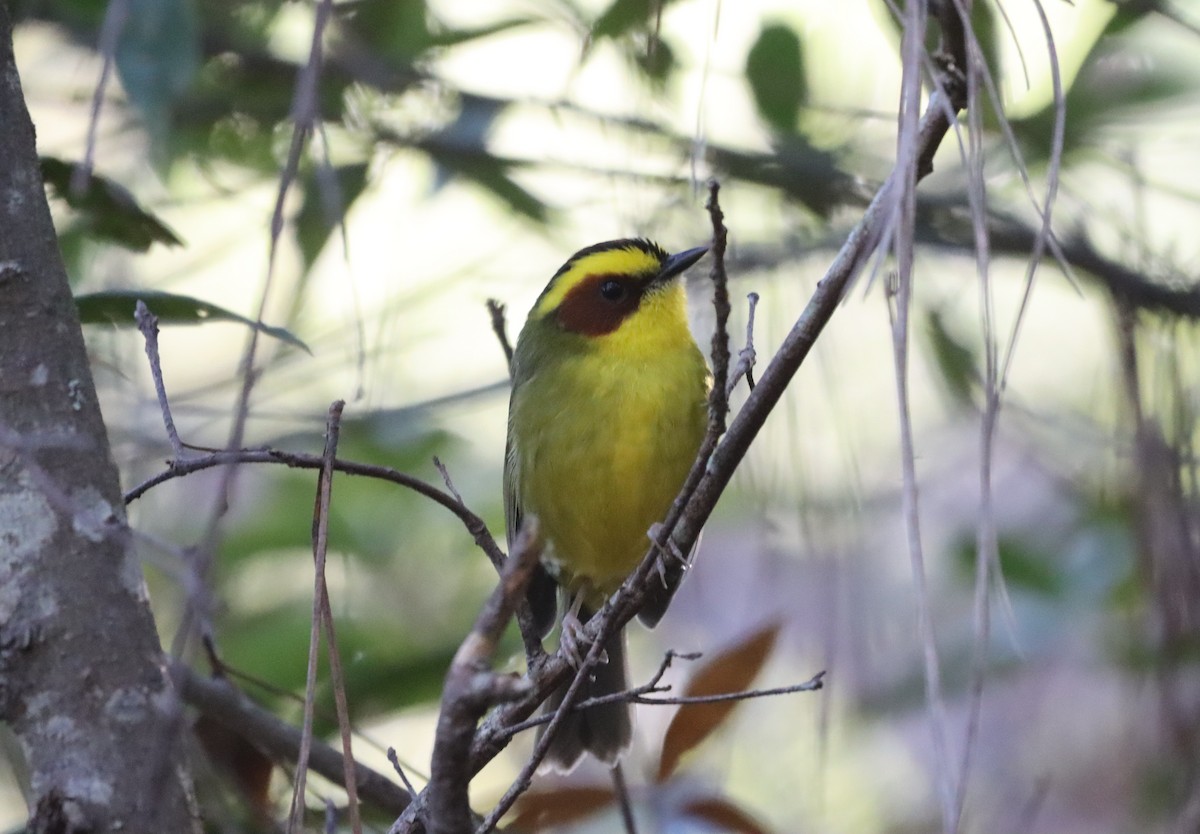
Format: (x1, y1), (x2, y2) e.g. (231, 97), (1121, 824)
(634, 672), (826, 706)
(503, 669), (825, 736)
(892, 4), (956, 833)
(433, 456), (465, 504)
(497, 650), (702, 739)
(135, 301), (185, 460)
(612, 763), (638, 834)
(485, 299), (514, 374)
(388, 748), (420, 800)
(124, 448), (506, 571)
(725, 292), (760, 397)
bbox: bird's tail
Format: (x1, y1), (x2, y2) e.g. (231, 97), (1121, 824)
(538, 622), (631, 772)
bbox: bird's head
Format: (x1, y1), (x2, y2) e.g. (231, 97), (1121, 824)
(526, 239), (708, 349)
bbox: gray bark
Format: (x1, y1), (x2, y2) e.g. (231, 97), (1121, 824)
(0, 5), (199, 831)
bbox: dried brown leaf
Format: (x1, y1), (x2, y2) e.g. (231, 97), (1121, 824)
(194, 712), (274, 824)
(656, 622), (780, 782)
(682, 795), (773, 834)
(509, 785), (616, 831)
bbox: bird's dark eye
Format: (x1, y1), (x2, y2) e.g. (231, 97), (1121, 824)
(599, 280), (626, 302)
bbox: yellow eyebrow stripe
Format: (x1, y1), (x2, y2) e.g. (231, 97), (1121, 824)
(533, 245), (662, 319)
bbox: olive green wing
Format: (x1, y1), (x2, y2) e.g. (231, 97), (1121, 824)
(504, 380), (558, 639)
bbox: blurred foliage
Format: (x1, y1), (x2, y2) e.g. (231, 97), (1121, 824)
(10, 0), (1200, 830)
(41, 155), (182, 250)
(75, 289), (309, 350)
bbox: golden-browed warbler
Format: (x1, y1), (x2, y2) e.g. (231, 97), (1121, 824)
(504, 238), (709, 770)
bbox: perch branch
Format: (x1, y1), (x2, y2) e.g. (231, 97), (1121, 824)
(419, 520), (542, 834)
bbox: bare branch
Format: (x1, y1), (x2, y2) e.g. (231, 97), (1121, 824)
(422, 519), (542, 834)
(705, 180), (733, 434)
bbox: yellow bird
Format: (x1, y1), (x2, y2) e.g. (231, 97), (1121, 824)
(505, 238), (709, 769)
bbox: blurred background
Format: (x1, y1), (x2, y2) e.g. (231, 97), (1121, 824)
(5, 0), (1200, 831)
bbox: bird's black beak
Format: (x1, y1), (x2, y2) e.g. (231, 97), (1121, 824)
(652, 245), (709, 286)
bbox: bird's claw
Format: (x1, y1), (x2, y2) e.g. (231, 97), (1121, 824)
(648, 522), (689, 588)
(560, 599), (607, 671)
(560, 610), (586, 668)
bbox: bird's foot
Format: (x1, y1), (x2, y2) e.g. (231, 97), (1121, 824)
(559, 596), (608, 670)
(648, 522), (689, 587)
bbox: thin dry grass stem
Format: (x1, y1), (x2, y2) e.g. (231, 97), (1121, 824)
(290, 400), (350, 830)
(76, 0), (128, 193)
(890, 3), (956, 833)
(956, 0), (999, 824)
(186, 0), (338, 667)
(315, 402), (363, 834)
(997, 0), (1066, 389)
(949, 4), (1065, 821)
(289, 573), (324, 831)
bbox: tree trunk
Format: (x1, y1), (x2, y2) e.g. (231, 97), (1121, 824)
(0, 6), (199, 832)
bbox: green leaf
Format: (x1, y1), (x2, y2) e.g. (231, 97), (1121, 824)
(923, 309), (979, 409)
(294, 163), (370, 272)
(632, 35), (676, 84)
(1010, 37), (1193, 160)
(41, 157), (183, 252)
(746, 23), (805, 133)
(952, 534), (1064, 598)
(74, 290), (310, 353)
(115, 0), (201, 133)
(593, 0), (662, 39)
(339, 0), (431, 61)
